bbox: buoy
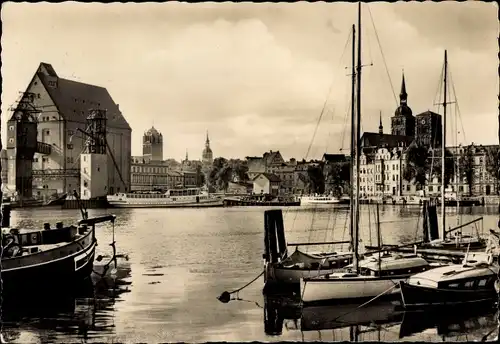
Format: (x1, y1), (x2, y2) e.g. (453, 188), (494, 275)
(217, 291), (231, 303)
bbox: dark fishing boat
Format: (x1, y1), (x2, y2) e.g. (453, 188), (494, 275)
(1, 192), (117, 294)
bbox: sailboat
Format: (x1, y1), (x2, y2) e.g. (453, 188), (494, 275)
(399, 51), (500, 309)
(299, 3), (431, 305)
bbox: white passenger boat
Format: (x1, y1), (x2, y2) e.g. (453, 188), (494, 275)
(106, 187), (223, 208)
(300, 194), (341, 205)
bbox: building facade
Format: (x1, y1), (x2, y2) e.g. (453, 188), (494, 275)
(253, 173), (280, 196)
(6, 62), (131, 198)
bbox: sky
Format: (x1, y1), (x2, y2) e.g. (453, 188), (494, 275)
(1, 2), (498, 161)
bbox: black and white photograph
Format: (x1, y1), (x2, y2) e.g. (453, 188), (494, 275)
(0, 1), (499, 342)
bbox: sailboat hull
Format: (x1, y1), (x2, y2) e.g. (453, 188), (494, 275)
(300, 275), (406, 304)
(399, 281), (497, 309)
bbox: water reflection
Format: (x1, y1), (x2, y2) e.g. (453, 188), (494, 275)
(1, 258), (132, 343)
(399, 304), (499, 341)
(263, 291), (499, 342)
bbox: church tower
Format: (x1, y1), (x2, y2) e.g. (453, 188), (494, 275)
(391, 72), (415, 137)
(202, 131), (213, 166)
(378, 111), (384, 135)
(142, 126), (163, 162)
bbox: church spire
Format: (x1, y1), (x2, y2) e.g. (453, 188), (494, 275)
(379, 111), (383, 134)
(185, 149), (188, 162)
(400, 71), (408, 105)
(205, 130), (210, 146)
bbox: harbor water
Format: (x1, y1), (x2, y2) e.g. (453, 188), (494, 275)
(1, 205), (499, 342)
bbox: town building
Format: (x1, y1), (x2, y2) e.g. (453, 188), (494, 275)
(143, 126), (163, 162)
(130, 156), (169, 191)
(426, 144), (499, 197)
(245, 150), (296, 194)
(130, 155), (199, 191)
(252, 173), (280, 196)
(5, 62), (131, 199)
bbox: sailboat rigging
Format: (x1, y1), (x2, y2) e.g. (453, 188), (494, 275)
(262, 26), (359, 287)
(300, 2), (431, 305)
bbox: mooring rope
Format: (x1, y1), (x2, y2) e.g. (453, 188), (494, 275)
(217, 271), (264, 304)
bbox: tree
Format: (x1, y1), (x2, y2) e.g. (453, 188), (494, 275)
(485, 146), (500, 194)
(209, 157), (228, 189)
(458, 146), (475, 196)
(228, 159), (249, 182)
(215, 165), (232, 192)
(431, 148), (455, 189)
(307, 164), (325, 194)
(403, 143), (431, 194)
(324, 161), (350, 196)
(195, 164), (205, 187)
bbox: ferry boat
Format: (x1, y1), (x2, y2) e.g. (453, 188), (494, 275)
(300, 194), (343, 205)
(106, 187), (223, 208)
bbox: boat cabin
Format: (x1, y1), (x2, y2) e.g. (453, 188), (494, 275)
(350, 255), (430, 277)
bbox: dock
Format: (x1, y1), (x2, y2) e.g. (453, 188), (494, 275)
(62, 199), (110, 209)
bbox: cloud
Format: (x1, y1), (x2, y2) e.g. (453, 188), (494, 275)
(391, 2), (499, 52)
(1, 2), (497, 161)
(142, 19), (334, 122)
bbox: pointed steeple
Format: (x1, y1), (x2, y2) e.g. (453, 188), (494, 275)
(205, 130), (210, 147)
(379, 111), (383, 134)
(185, 149), (188, 162)
(400, 71), (408, 105)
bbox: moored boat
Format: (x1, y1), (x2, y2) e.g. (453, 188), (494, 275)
(263, 209), (353, 289)
(399, 249), (499, 309)
(1, 201), (117, 294)
(106, 187), (223, 208)
(300, 253), (431, 304)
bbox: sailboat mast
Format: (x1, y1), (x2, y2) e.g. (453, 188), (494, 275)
(354, 1), (362, 272)
(441, 50), (448, 240)
(349, 24), (356, 252)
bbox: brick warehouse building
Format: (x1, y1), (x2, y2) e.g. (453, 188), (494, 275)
(5, 62), (131, 198)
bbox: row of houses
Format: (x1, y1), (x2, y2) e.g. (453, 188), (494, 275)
(358, 143), (499, 198)
(234, 142), (499, 198)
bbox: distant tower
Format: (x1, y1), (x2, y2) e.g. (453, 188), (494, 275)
(202, 131), (213, 166)
(391, 72), (415, 137)
(142, 126), (163, 162)
(80, 109), (108, 199)
(378, 111), (384, 135)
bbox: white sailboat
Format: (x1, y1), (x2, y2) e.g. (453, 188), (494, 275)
(300, 3), (431, 304)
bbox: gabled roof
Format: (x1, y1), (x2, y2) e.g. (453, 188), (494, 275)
(360, 132), (414, 149)
(253, 172), (281, 182)
(416, 110), (441, 118)
(263, 150), (283, 165)
(35, 63), (131, 130)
